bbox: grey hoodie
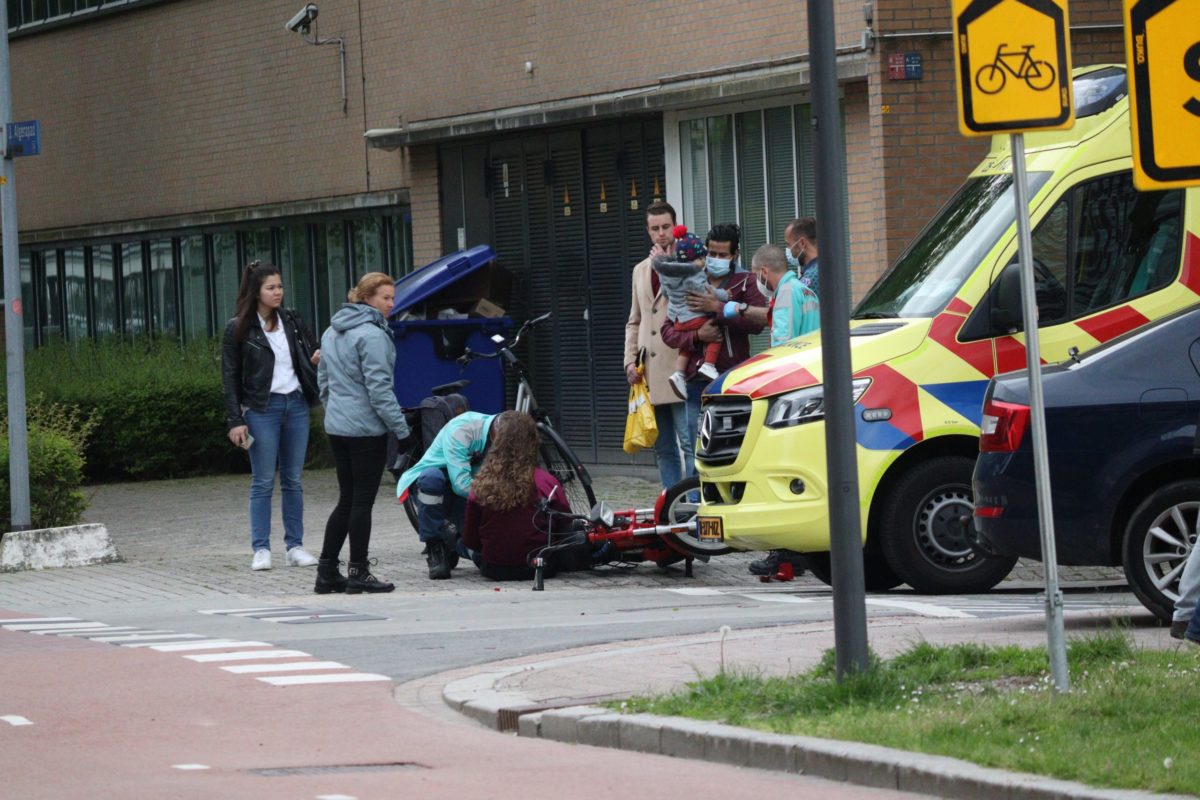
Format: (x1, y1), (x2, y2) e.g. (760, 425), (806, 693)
(318, 303), (411, 439)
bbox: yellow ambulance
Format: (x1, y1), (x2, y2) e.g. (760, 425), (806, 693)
(693, 65), (1200, 593)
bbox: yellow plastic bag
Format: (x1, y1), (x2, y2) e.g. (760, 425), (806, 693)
(623, 365), (658, 454)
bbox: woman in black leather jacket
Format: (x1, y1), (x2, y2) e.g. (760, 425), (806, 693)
(221, 262), (322, 572)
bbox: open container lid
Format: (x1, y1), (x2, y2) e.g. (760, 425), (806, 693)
(389, 244), (497, 318)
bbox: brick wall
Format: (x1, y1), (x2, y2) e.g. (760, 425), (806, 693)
(407, 146), (441, 265)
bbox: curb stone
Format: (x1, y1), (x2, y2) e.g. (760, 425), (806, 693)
(0, 523), (121, 572)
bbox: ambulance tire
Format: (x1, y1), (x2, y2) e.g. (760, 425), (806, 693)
(803, 551), (904, 592)
(878, 455), (1017, 594)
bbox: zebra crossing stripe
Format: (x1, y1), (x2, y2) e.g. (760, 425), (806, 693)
(3, 622), (111, 631)
(96, 633), (207, 644)
(184, 649), (311, 663)
(53, 627), (143, 637)
(864, 598), (975, 618)
(1, 715), (33, 726)
(148, 640), (272, 652)
(0, 617), (79, 624)
(257, 673), (390, 686)
(221, 661), (348, 674)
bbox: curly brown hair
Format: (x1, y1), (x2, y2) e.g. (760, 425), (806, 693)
(471, 411), (540, 513)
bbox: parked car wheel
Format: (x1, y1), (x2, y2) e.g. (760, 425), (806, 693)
(879, 455), (1017, 594)
(803, 550), (904, 592)
(1122, 479), (1200, 623)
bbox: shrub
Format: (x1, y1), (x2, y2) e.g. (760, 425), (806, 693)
(0, 400), (94, 530)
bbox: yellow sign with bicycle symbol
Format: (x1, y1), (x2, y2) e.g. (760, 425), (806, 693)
(952, 0), (1074, 135)
(1124, 0), (1200, 189)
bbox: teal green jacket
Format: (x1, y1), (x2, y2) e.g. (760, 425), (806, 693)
(769, 270), (821, 347)
(396, 411), (495, 499)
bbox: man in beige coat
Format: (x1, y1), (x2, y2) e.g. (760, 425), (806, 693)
(624, 201), (722, 489)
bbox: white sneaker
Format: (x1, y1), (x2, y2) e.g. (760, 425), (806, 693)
(668, 371), (687, 400)
(286, 546), (318, 567)
(698, 362), (720, 381)
(251, 549), (272, 571)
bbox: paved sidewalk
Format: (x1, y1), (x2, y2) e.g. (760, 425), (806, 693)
(432, 609), (1194, 800)
(0, 470), (1124, 611)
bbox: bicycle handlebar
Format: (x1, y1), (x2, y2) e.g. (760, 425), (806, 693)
(455, 312), (554, 367)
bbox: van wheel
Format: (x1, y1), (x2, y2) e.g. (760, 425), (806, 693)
(803, 551), (904, 592)
(878, 455), (1016, 594)
(1122, 480), (1200, 623)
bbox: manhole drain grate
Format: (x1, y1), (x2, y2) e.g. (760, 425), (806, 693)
(249, 762), (425, 777)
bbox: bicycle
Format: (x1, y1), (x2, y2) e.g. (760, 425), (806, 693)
(974, 43), (1056, 94)
(455, 311), (598, 516)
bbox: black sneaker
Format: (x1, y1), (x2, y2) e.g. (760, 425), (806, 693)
(1171, 619), (1189, 640)
(747, 549), (805, 577)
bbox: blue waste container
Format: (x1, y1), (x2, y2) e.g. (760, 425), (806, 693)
(387, 245), (512, 413)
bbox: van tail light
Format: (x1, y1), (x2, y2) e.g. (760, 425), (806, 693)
(979, 398), (1030, 452)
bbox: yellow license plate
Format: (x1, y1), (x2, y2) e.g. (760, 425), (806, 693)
(697, 516), (724, 542)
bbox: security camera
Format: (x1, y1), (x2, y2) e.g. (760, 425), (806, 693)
(285, 3), (318, 35)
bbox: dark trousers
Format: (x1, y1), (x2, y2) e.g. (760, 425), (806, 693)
(320, 434), (387, 564)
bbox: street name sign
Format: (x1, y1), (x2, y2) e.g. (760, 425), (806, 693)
(952, 0), (1074, 135)
(1124, 0), (1200, 189)
(3, 120), (39, 158)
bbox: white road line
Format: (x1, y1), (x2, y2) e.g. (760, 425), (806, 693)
(221, 661), (348, 674)
(185, 649), (311, 663)
(54, 627), (143, 637)
(662, 587), (725, 596)
(30, 623), (115, 634)
(97, 633), (206, 643)
(1, 715), (33, 726)
(3, 622), (109, 631)
(97, 632), (187, 644)
(198, 607), (300, 615)
(316, 794), (358, 800)
(257, 673), (390, 686)
(737, 593), (817, 604)
(148, 640), (273, 652)
(0, 617), (79, 624)
(171, 764), (210, 771)
(865, 598), (975, 619)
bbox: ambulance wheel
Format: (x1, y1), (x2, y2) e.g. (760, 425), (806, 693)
(878, 455), (1016, 594)
(803, 551), (904, 592)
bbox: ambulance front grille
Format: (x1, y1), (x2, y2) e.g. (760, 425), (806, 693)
(695, 398), (751, 466)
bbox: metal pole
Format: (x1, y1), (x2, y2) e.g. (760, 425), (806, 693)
(807, 0), (870, 678)
(0, 5), (31, 531)
(1010, 133), (1069, 693)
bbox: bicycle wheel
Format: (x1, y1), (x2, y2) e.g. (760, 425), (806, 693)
(658, 476), (735, 556)
(1024, 61), (1056, 91)
(974, 63), (1005, 94)
(536, 422), (597, 516)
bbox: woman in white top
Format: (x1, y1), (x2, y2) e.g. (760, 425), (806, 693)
(221, 262), (322, 572)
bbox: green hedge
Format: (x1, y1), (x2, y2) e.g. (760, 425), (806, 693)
(0, 402), (92, 530)
(4, 337), (330, 482)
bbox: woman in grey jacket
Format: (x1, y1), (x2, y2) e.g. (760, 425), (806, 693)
(315, 272), (411, 594)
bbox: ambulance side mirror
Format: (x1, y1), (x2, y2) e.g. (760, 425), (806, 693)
(990, 262), (1023, 334)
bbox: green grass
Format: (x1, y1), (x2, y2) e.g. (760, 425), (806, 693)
(612, 632), (1200, 794)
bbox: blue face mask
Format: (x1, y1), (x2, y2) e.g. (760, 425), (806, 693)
(785, 248), (801, 270)
(705, 256), (732, 277)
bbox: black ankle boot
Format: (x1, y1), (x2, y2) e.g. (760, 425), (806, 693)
(426, 539), (451, 580)
(346, 561), (394, 594)
(313, 558), (348, 594)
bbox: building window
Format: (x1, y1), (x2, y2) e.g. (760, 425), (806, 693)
(178, 235), (208, 340)
(39, 250), (63, 342)
(678, 102), (823, 258)
(149, 238), (176, 335)
(388, 213), (414, 276)
(315, 222), (348, 331)
(92, 244), (116, 336)
(211, 232), (238, 327)
(62, 246), (87, 340)
(8, 0), (154, 33)
(278, 223), (314, 325)
(351, 217), (384, 278)
(19, 250), (34, 348)
(121, 241), (146, 334)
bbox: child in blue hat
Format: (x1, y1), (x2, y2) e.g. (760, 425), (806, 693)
(652, 225), (726, 399)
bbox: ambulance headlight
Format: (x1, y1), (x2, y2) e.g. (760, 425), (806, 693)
(764, 378), (871, 429)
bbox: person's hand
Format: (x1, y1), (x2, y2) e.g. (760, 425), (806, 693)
(228, 425), (249, 448)
(696, 320), (724, 343)
(310, 348), (321, 366)
(625, 363), (641, 385)
(686, 286), (722, 314)
(649, 242), (670, 260)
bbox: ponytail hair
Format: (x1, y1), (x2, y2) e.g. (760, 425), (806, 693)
(233, 261), (283, 341)
(348, 272), (393, 304)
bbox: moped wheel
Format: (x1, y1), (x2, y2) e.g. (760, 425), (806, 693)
(658, 476), (735, 556)
(537, 422), (597, 516)
(975, 63), (1005, 94)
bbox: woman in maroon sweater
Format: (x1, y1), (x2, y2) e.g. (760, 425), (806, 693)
(462, 411), (572, 581)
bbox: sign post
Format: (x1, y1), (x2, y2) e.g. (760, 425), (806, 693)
(1123, 0), (1200, 190)
(952, 0), (1073, 693)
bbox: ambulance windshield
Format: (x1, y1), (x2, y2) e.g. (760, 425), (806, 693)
(854, 170), (1051, 319)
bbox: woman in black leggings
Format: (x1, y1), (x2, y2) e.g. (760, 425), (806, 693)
(315, 272), (411, 594)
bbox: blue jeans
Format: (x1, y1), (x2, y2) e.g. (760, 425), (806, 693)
(244, 390), (309, 552)
(652, 400), (696, 491)
(413, 467), (466, 544)
(1174, 544), (1200, 623)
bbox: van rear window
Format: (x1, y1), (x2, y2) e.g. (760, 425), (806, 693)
(854, 172), (1051, 319)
